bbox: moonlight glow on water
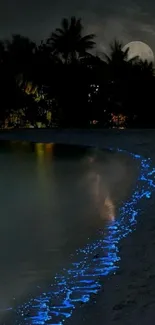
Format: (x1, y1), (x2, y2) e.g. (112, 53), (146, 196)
(6, 148), (155, 325)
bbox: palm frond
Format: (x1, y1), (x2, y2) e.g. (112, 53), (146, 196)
(47, 16), (95, 62)
(55, 28), (65, 35)
(102, 52), (111, 64)
(61, 18), (69, 31)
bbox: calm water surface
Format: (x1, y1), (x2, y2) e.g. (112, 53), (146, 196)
(0, 141), (138, 320)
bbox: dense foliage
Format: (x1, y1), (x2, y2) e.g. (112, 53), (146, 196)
(0, 16), (154, 128)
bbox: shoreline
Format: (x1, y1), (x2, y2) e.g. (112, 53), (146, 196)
(0, 128), (155, 159)
(0, 129), (155, 324)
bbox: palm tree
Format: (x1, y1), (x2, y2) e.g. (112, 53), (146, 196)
(0, 41), (6, 64)
(102, 41), (128, 120)
(101, 40), (139, 124)
(129, 59), (155, 127)
(5, 34), (36, 63)
(103, 39), (138, 65)
(5, 34), (37, 85)
(135, 59), (154, 78)
(103, 40), (155, 127)
(47, 16), (96, 63)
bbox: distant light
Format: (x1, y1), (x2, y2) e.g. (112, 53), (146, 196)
(93, 120), (98, 125)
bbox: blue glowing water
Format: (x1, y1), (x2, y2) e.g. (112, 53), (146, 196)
(6, 148), (155, 325)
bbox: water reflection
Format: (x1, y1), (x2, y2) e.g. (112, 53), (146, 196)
(35, 143), (55, 209)
(104, 196), (115, 221)
(85, 158), (116, 221)
(0, 142), (138, 322)
(35, 142), (54, 160)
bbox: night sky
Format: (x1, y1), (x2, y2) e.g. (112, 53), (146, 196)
(1, 0), (155, 53)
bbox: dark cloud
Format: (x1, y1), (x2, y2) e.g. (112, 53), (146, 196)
(0, 0), (155, 53)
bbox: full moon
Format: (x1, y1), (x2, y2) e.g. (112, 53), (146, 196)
(123, 41), (154, 63)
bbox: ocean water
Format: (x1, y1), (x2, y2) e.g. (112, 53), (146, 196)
(0, 141), (138, 324)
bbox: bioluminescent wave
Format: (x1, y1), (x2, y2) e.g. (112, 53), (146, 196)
(7, 148), (155, 325)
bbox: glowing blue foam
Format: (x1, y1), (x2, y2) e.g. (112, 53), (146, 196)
(7, 148), (155, 325)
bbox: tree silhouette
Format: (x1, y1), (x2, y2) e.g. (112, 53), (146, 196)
(0, 21), (154, 128)
(104, 40), (138, 65)
(5, 34), (36, 63)
(127, 59), (155, 127)
(101, 40), (139, 125)
(47, 16), (95, 63)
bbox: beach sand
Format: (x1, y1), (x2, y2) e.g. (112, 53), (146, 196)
(66, 197), (155, 325)
(0, 128), (155, 324)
